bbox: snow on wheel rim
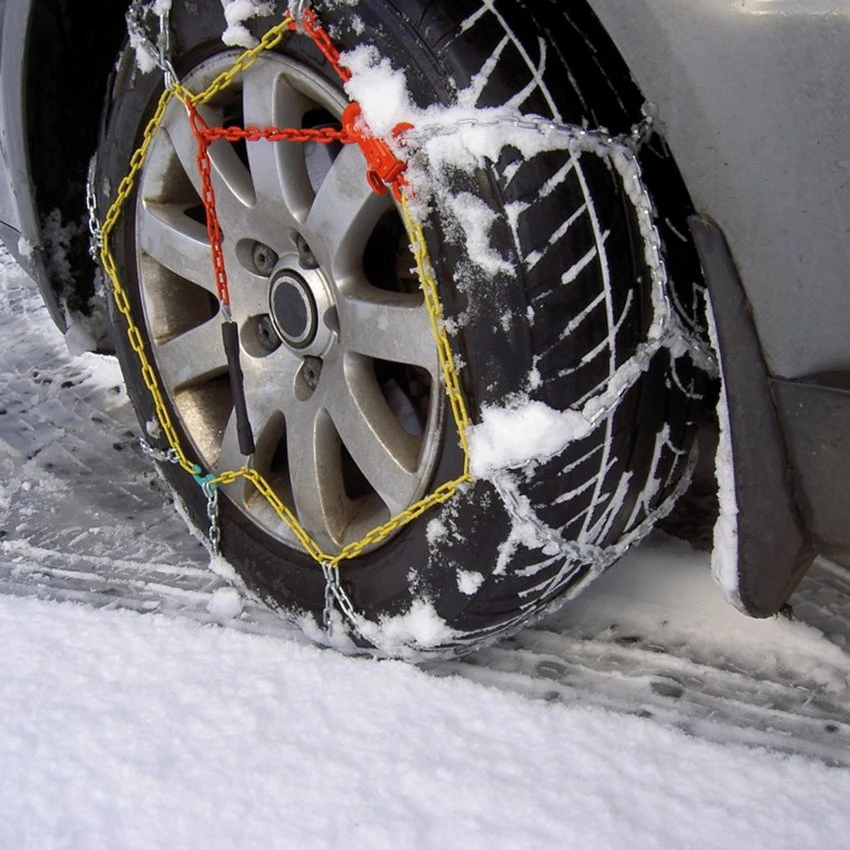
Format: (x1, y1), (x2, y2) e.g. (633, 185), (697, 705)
(135, 51), (444, 555)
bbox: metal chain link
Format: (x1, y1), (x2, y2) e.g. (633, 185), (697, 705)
(289, 0), (312, 26)
(156, 2), (179, 90)
(203, 480), (221, 556)
(85, 156), (102, 262)
(321, 560), (361, 636)
(126, 0), (180, 88)
(321, 561), (336, 635)
(139, 438), (180, 465)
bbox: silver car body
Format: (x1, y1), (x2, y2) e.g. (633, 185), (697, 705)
(589, 0), (850, 381)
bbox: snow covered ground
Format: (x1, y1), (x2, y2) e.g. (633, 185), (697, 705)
(2, 251), (850, 848)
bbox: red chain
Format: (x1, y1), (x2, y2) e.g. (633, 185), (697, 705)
(187, 104), (231, 307)
(291, 9), (353, 83)
(201, 125), (353, 145)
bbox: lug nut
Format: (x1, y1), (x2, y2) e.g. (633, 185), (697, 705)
(257, 314), (281, 352)
(252, 242), (278, 276)
(295, 233), (319, 270)
(302, 356), (323, 390)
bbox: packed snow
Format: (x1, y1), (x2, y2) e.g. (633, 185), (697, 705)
(2, 591), (850, 850)
(468, 399), (593, 477)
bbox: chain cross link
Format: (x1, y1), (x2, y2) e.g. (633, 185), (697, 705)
(126, 0), (180, 88)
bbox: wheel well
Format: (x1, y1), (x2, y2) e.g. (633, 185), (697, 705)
(26, 0), (128, 318)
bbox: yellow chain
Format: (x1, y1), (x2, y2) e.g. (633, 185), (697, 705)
(99, 16), (474, 571)
(401, 195), (472, 476)
(188, 19), (292, 107)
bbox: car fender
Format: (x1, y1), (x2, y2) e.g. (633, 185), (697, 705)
(587, 0), (850, 381)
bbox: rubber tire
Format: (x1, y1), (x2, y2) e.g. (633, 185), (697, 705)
(97, 0), (707, 657)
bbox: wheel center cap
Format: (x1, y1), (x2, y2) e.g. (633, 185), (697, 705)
(269, 270), (318, 350)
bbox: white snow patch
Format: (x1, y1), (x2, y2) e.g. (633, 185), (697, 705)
(446, 193), (514, 276)
(358, 598), (458, 656)
(526, 365), (542, 391)
(426, 517), (448, 545)
(129, 33), (157, 74)
(2, 593), (850, 848)
(342, 46), (417, 138)
(75, 349), (126, 388)
(40, 209), (79, 286)
(457, 570), (484, 595)
(220, 0), (273, 47)
(64, 321), (97, 356)
(208, 552), (240, 582)
(145, 418), (163, 440)
(705, 292), (742, 608)
(207, 586), (243, 620)
(16, 236), (33, 260)
(468, 399), (593, 478)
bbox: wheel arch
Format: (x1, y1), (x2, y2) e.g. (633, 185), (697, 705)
(19, 0), (127, 336)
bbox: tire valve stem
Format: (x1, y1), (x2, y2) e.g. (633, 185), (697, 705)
(222, 319), (256, 458)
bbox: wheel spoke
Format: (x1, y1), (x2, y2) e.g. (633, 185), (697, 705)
(286, 404), (347, 545)
(137, 203), (214, 292)
(164, 100), (255, 219)
(207, 137), (257, 217)
(306, 144), (392, 279)
(338, 290), (438, 372)
(223, 261), (274, 323)
(325, 355), (421, 515)
(162, 101), (210, 198)
(242, 59), (314, 226)
(154, 317), (226, 390)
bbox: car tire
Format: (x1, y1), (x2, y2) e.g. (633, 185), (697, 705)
(96, 0), (707, 656)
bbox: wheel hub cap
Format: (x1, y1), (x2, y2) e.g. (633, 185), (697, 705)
(268, 258), (336, 356)
(270, 269), (318, 350)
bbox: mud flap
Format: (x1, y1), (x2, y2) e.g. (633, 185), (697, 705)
(688, 215), (814, 616)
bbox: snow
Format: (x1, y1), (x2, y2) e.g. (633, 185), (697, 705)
(16, 235), (33, 260)
(63, 320), (98, 356)
(445, 192), (515, 276)
(468, 398), (593, 477)
(40, 208), (78, 288)
(358, 597), (459, 656)
(220, 0), (273, 48)
(1, 593), (850, 849)
(457, 569), (485, 595)
(207, 585), (243, 619)
(706, 292), (743, 609)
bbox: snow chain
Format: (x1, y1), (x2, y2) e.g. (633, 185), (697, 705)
(99, 7), (709, 639)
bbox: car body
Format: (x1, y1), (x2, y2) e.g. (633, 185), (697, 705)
(0, 0), (847, 628)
